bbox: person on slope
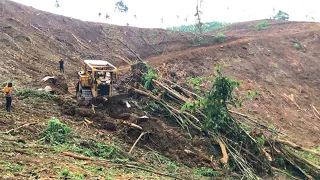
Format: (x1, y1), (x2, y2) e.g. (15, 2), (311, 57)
(59, 58), (64, 73)
(3, 82), (15, 113)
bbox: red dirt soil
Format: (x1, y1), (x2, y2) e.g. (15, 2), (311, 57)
(145, 21), (320, 147)
(0, 0), (320, 178)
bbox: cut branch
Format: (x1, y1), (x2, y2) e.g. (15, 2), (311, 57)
(71, 33), (89, 49)
(123, 164), (183, 180)
(0, 122), (37, 134)
(62, 152), (93, 161)
(215, 137), (229, 164)
(129, 132), (148, 154)
(117, 39), (142, 62)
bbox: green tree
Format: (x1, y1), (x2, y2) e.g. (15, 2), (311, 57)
(115, 0), (128, 13)
(273, 10), (289, 20)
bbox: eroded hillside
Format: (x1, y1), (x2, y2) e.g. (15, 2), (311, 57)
(0, 0), (320, 179)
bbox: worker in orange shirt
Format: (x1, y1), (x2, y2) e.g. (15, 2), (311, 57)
(3, 82), (15, 112)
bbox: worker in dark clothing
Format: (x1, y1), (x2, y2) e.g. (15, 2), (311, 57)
(3, 82), (14, 113)
(59, 58), (64, 73)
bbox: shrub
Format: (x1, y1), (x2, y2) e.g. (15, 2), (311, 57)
(294, 43), (301, 50)
(40, 118), (72, 144)
(215, 33), (226, 43)
(143, 67), (158, 90)
(254, 21), (270, 31)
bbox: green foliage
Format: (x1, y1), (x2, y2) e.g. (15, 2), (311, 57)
(69, 142), (121, 160)
(193, 167), (218, 177)
(215, 33), (226, 43)
(254, 20), (270, 31)
(58, 168), (84, 180)
(16, 89), (55, 100)
(202, 67), (240, 131)
(181, 67), (240, 132)
(23, 97), (41, 104)
(40, 118), (72, 144)
(154, 48), (162, 55)
(273, 63), (279, 68)
(166, 21), (231, 34)
(273, 10), (289, 21)
(294, 43), (301, 50)
(256, 135), (265, 146)
(291, 147), (320, 166)
(249, 51), (255, 56)
(247, 90), (259, 100)
(0, 162), (24, 172)
(187, 77), (203, 88)
(152, 88), (159, 95)
(191, 36), (213, 46)
(167, 162), (179, 173)
(143, 67), (158, 90)
(145, 102), (159, 112)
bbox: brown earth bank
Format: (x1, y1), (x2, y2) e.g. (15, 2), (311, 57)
(0, 0), (320, 179)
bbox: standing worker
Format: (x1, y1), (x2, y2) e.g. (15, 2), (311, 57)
(59, 58), (64, 73)
(3, 82), (14, 113)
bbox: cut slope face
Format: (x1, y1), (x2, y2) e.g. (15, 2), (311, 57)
(0, 0), (214, 90)
(145, 20), (320, 147)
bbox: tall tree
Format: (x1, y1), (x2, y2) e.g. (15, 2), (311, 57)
(195, 0), (203, 34)
(115, 0), (128, 13)
(273, 10), (289, 21)
(55, 0), (60, 8)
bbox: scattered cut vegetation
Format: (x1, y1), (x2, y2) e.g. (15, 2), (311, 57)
(130, 62), (320, 179)
(16, 89), (56, 100)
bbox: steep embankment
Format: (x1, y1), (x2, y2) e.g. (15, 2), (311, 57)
(1, 0), (320, 179)
(145, 20), (320, 147)
(0, 0), (214, 89)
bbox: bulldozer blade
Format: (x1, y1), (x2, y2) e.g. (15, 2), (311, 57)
(109, 93), (131, 108)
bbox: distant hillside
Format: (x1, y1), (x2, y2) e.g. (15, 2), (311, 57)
(166, 21), (231, 33)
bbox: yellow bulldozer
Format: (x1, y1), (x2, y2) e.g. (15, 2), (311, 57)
(76, 60), (127, 102)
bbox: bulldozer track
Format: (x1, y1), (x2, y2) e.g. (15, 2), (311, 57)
(81, 88), (93, 101)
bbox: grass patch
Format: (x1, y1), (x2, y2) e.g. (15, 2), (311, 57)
(69, 142), (123, 160)
(58, 168), (85, 180)
(193, 167), (218, 177)
(16, 89), (55, 100)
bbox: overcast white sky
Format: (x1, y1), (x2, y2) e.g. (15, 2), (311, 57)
(10, 0), (319, 28)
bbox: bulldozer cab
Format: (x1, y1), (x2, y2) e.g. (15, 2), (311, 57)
(77, 60), (118, 100)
